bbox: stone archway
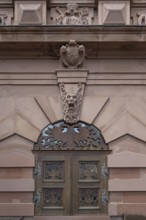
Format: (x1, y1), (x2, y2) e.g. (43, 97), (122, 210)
(33, 120), (109, 216)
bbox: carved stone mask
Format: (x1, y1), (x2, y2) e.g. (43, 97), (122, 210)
(60, 84), (83, 124)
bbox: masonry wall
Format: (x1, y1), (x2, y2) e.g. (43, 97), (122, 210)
(0, 50), (146, 220)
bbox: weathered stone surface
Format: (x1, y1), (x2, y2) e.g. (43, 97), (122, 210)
(0, 134), (33, 152)
(109, 175), (146, 191)
(0, 192), (33, 203)
(108, 151), (146, 168)
(0, 203), (34, 216)
(123, 192), (146, 203)
(35, 96), (63, 123)
(0, 97), (49, 142)
(0, 168), (33, 179)
(110, 168), (140, 179)
(110, 192), (123, 203)
(94, 97), (146, 143)
(0, 179), (34, 192)
(81, 96), (109, 124)
(109, 203), (146, 216)
(109, 135), (146, 154)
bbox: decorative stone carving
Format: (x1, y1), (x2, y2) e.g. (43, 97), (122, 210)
(34, 121), (108, 151)
(56, 3), (89, 25)
(60, 40), (85, 69)
(60, 83), (83, 124)
(0, 14), (7, 25)
(138, 13), (146, 25)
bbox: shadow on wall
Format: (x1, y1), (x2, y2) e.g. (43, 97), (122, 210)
(124, 215), (146, 220)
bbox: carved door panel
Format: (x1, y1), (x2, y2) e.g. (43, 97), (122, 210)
(34, 152), (71, 216)
(72, 154), (108, 215)
(34, 151), (108, 216)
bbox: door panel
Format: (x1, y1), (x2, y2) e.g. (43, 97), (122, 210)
(35, 153), (71, 215)
(34, 152), (108, 216)
(72, 155), (107, 215)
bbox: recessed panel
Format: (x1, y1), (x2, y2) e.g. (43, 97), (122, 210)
(44, 161), (65, 181)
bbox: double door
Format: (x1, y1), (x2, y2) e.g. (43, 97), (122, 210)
(34, 151), (108, 216)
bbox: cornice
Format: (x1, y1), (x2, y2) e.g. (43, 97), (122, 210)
(1, 25), (146, 42)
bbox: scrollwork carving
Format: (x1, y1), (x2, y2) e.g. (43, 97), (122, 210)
(80, 161), (99, 180)
(44, 188), (63, 207)
(80, 188), (98, 207)
(60, 40), (85, 69)
(44, 161), (64, 180)
(56, 3), (89, 25)
(34, 121), (108, 151)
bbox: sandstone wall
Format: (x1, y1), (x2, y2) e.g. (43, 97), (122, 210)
(0, 55), (145, 219)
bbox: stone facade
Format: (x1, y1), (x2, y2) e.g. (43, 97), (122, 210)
(0, 0), (146, 219)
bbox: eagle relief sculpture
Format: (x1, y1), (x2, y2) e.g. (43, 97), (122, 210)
(60, 40), (85, 69)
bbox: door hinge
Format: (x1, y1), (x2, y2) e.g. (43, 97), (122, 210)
(34, 191), (41, 206)
(102, 162), (108, 178)
(34, 162), (41, 177)
(102, 189), (108, 207)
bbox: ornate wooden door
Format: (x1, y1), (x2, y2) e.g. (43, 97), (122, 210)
(34, 121), (109, 216)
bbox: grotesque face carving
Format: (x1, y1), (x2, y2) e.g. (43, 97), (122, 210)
(66, 3), (79, 16)
(60, 84), (83, 124)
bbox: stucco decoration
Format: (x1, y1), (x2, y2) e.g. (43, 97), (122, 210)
(60, 40), (85, 69)
(56, 3), (89, 25)
(0, 14), (7, 25)
(138, 13), (146, 25)
(60, 83), (83, 124)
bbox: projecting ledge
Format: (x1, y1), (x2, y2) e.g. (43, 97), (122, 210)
(1, 26), (146, 43)
(56, 70), (88, 84)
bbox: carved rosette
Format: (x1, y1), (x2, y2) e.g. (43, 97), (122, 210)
(60, 83), (83, 124)
(60, 40), (85, 69)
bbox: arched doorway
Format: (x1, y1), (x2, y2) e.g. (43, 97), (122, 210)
(33, 120), (109, 216)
